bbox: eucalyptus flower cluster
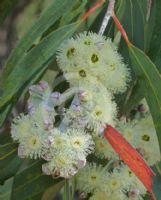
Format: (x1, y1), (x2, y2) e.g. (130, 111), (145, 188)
(11, 81), (94, 178)
(11, 32), (160, 199)
(76, 163), (146, 200)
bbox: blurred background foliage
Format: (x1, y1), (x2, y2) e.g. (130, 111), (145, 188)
(0, 0), (161, 199)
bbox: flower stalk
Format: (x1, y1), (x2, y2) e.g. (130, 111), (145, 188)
(63, 179), (71, 200)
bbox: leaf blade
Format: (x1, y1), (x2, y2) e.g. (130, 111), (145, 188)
(129, 44), (161, 150)
(0, 22), (80, 124)
(11, 160), (63, 200)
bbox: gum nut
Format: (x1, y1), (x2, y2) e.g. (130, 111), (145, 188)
(44, 119), (53, 130)
(47, 136), (54, 146)
(129, 188), (140, 198)
(42, 153), (53, 161)
(39, 81), (49, 90)
(136, 147), (146, 157)
(18, 145), (26, 158)
(99, 126), (106, 136)
(77, 158), (86, 168)
(45, 105), (55, 112)
(79, 90), (89, 102)
(69, 167), (78, 176)
(71, 104), (82, 113)
(29, 85), (40, 94)
(51, 92), (61, 100)
(95, 41), (104, 49)
(42, 164), (51, 175)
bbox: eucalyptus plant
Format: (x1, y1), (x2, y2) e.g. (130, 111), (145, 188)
(0, 0), (161, 200)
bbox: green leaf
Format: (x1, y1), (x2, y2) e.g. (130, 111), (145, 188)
(0, 22), (80, 126)
(120, 82), (144, 115)
(148, 0), (161, 72)
(3, 0), (77, 77)
(116, 0), (156, 53)
(42, 181), (64, 200)
(152, 162), (161, 199)
(129, 44), (161, 151)
(0, 134), (22, 184)
(11, 160), (63, 200)
(0, 0), (19, 25)
(0, 178), (14, 200)
(116, 0), (147, 50)
(59, 0), (87, 26)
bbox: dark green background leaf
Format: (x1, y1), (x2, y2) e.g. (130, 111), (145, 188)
(11, 160), (63, 200)
(0, 178), (14, 200)
(0, 22), (80, 126)
(0, 0), (19, 25)
(0, 134), (22, 184)
(129, 44), (161, 151)
(148, 0), (161, 72)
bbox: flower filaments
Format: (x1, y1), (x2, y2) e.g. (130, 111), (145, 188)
(11, 114), (32, 142)
(117, 114), (160, 166)
(42, 128), (94, 178)
(78, 81), (117, 129)
(11, 113), (49, 159)
(93, 135), (118, 160)
(56, 32), (130, 94)
(76, 163), (147, 200)
(10, 29), (158, 199)
(119, 164), (147, 199)
(135, 115), (160, 165)
(76, 163), (109, 194)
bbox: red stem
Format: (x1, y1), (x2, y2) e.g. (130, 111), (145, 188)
(112, 12), (131, 45)
(82, 0), (105, 21)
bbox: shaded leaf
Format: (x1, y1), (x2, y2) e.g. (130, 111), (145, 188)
(42, 181), (64, 200)
(0, 178), (14, 200)
(120, 81), (144, 115)
(0, 134), (22, 184)
(0, 22), (80, 126)
(3, 0), (77, 77)
(11, 160), (63, 200)
(148, 0), (161, 72)
(152, 162), (161, 199)
(60, 0), (87, 26)
(129, 44), (161, 151)
(0, 0), (19, 25)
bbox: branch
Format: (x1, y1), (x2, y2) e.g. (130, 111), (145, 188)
(98, 0), (115, 35)
(82, 0), (105, 21)
(146, 0), (152, 22)
(112, 13), (131, 45)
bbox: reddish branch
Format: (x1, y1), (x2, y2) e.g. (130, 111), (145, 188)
(112, 12), (131, 45)
(82, 0), (105, 21)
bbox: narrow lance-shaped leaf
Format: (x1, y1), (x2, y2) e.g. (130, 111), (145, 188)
(2, 0), (77, 77)
(11, 160), (63, 200)
(0, 178), (14, 200)
(0, 134), (22, 184)
(151, 162), (161, 199)
(148, 0), (161, 71)
(128, 44), (161, 151)
(0, 22), (80, 116)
